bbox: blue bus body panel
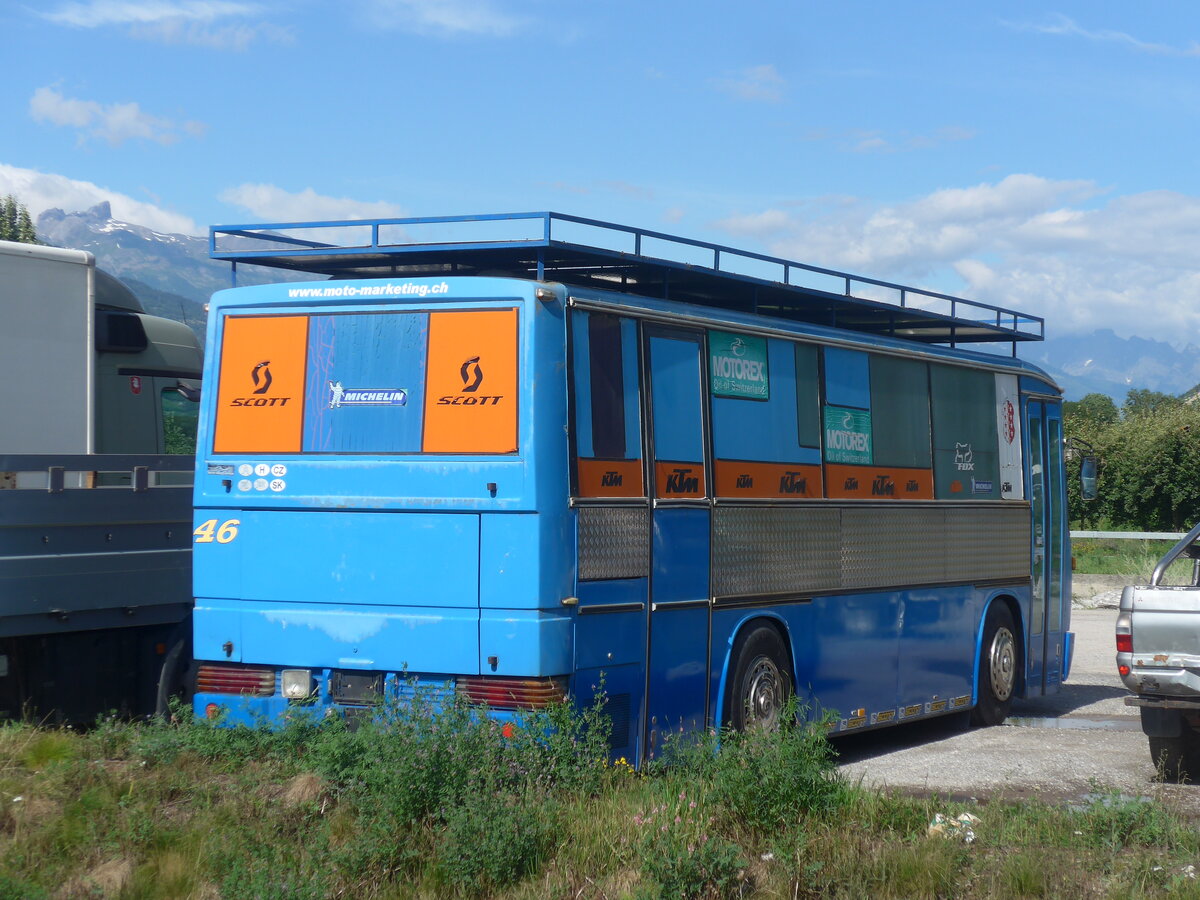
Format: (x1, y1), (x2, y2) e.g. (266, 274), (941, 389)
(194, 509), (479, 607)
(196, 599), (479, 671)
(479, 609), (573, 676)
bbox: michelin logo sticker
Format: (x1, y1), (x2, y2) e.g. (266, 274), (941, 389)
(328, 381), (408, 409)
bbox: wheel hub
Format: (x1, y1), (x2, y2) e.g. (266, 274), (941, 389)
(989, 627), (1016, 702)
(745, 656), (783, 729)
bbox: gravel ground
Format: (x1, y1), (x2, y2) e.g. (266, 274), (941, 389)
(834, 604), (1200, 811)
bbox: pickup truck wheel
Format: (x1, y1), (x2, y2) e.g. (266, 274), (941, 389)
(1150, 732), (1200, 783)
(970, 604), (1017, 727)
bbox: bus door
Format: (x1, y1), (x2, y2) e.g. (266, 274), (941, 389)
(1025, 399), (1066, 694)
(643, 326), (711, 757)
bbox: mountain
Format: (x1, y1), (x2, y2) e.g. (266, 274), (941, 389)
(36, 203), (308, 343)
(1024, 330), (1200, 402)
(32, 204), (1200, 402)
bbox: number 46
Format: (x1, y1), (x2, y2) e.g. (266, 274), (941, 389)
(194, 519), (240, 543)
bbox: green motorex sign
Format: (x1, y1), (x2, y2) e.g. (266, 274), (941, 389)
(823, 406), (872, 465)
(709, 331), (769, 399)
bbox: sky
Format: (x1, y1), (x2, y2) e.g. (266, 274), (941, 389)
(4, 1), (1200, 346)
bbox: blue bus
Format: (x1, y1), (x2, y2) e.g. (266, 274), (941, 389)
(192, 213), (1070, 762)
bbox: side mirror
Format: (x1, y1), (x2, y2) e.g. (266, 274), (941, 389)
(1080, 455), (1098, 501)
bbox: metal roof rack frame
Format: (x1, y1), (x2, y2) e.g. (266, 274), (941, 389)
(210, 212), (1043, 354)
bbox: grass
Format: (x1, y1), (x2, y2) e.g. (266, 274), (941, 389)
(1072, 535), (1197, 582)
(1, 697), (1200, 898)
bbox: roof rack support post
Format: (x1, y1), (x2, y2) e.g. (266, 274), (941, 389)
(372, 222), (379, 249)
(537, 247), (545, 281)
(231, 260), (238, 288)
(844, 276), (851, 296)
(900, 288), (907, 308)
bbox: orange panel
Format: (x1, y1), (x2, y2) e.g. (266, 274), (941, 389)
(576, 458), (644, 498)
(213, 316), (309, 454)
(714, 461), (824, 498)
(422, 309), (519, 453)
(825, 464), (934, 500)
(654, 461), (706, 499)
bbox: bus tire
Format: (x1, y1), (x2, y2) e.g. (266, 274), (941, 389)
(971, 603), (1017, 727)
(726, 625), (793, 732)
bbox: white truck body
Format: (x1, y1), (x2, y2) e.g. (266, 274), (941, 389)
(0, 241), (94, 454)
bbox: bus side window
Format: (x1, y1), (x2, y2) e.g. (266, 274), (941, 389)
(930, 364), (1001, 499)
(571, 313), (643, 497)
(710, 337), (821, 498)
(869, 355), (931, 469)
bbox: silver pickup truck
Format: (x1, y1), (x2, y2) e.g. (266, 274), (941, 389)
(1117, 523), (1200, 782)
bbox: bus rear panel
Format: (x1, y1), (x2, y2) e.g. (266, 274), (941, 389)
(192, 277), (573, 726)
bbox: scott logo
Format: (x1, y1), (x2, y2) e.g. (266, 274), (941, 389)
(251, 361), (273, 395)
(666, 467), (699, 494)
(779, 472), (807, 494)
(601, 471), (623, 487)
(460, 357), (483, 392)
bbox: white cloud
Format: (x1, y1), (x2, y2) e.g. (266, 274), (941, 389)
(808, 126), (977, 154)
(0, 163), (199, 235)
(710, 175), (1200, 343)
(30, 87), (205, 146)
(711, 64), (785, 103)
(1006, 13), (1200, 57)
(41, 0), (290, 48)
(359, 0), (525, 37)
(219, 183), (405, 221)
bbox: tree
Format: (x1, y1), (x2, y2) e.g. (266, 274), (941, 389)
(1122, 388), (1180, 419)
(1064, 392), (1119, 427)
(0, 195), (38, 243)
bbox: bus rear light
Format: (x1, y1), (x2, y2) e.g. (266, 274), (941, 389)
(457, 675), (568, 710)
(281, 669), (313, 699)
(197, 664), (275, 696)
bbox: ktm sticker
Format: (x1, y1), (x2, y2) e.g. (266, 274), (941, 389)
(824, 464), (934, 500)
(714, 461), (823, 498)
(214, 316), (309, 453)
(576, 458), (644, 498)
(422, 309), (518, 453)
(655, 461), (705, 499)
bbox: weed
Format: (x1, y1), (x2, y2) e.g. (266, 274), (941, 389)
(631, 788), (744, 899)
(435, 788), (557, 893)
(702, 700), (853, 833)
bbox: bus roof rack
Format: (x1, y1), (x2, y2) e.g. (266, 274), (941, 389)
(210, 212), (1043, 349)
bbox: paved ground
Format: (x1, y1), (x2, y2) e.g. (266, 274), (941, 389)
(834, 607), (1200, 811)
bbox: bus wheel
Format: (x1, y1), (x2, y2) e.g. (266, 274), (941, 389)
(971, 603), (1017, 727)
(727, 626), (793, 732)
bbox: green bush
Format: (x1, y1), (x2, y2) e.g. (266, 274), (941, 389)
(435, 788), (556, 893)
(705, 702), (852, 833)
(631, 788), (744, 899)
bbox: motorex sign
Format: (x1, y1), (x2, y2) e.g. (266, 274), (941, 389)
(823, 406), (872, 465)
(709, 330), (768, 399)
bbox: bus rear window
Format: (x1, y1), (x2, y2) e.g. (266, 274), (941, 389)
(212, 308), (518, 455)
